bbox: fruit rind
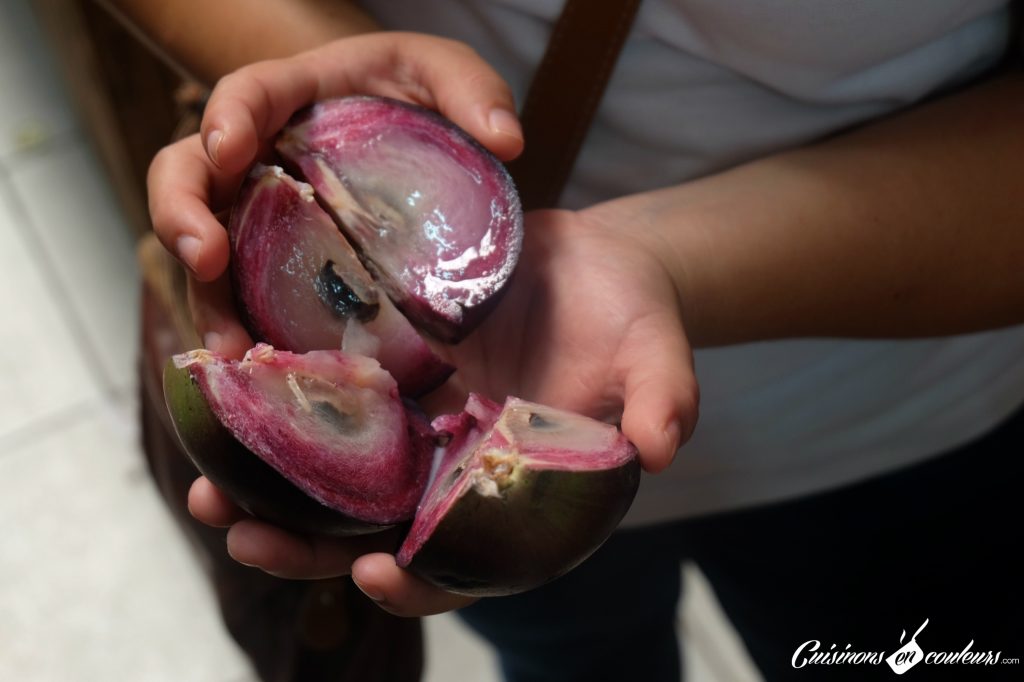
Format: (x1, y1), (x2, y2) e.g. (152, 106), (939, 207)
(399, 462), (639, 596)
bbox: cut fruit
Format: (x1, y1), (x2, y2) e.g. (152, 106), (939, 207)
(396, 395), (641, 596)
(163, 345), (433, 535)
(229, 164), (452, 397)
(169, 97), (640, 591)
(277, 97), (523, 342)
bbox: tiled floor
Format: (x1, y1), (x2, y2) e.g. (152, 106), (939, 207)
(0, 2), (760, 680)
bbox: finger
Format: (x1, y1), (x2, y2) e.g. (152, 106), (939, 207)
(384, 35), (523, 161)
(226, 523), (400, 580)
(147, 135), (246, 280)
(187, 476), (250, 527)
(351, 553), (477, 617)
(201, 33), (522, 173)
(200, 58), (318, 173)
(618, 312), (700, 474)
(187, 274), (254, 359)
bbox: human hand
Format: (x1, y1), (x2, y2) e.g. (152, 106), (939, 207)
(158, 31), (526, 616)
(159, 32), (697, 618)
(186, 204), (696, 614)
(427, 208), (699, 475)
(187, 477), (479, 616)
(147, 31), (524, 358)
(185, 207), (698, 616)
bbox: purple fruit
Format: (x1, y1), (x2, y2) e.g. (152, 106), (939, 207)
(277, 97), (522, 342)
(229, 164), (452, 397)
(165, 356), (640, 590)
(396, 395), (640, 596)
(163, 345), (433, 534)
(164, 97), (639, 594)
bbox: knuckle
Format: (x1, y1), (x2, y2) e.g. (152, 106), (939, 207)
(463, 67), (498, 93)
(148, 144), (171, 174)
(437, 36), (478, 59)
(682, 380), (701, 413)
(147, 144), (177, 191)
(210, 67), (261, 112)
(217, 66), (253, 92)
(147, 198), (172, 236)
(678, 384), (701, 440)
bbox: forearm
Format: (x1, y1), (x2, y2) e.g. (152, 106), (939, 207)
(588, 73), (1024, 348)
(98, 0), (378, 84)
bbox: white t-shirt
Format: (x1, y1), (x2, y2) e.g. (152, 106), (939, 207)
(358, 0), (1024, 523)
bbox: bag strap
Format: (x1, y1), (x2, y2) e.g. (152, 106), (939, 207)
(507, 0), (643, 210)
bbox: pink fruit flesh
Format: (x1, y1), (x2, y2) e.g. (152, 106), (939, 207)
(229, 165), (452, 396)
(174, 344), (431, 524)
(396, 395), (638, 566)
(277, 97), (523, 341)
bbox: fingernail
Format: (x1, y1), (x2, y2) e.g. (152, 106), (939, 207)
(205, 129), (224, 166)
(204, 331), (223, 352)
(352, 577), (386, 603)
(488, 108), (522, 141)
(664, 421), (683, 460)
(229, 548), (260, 565)
(230, 555), (259, 569)
(225, 541), (258, 568)
(176, 235), (202, 273)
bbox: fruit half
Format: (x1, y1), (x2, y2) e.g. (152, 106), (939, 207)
(277, 96), (523, 342)
(163, 344), (433, 535)
(229, 164), (452, 397)
(396, 395), (641, 596)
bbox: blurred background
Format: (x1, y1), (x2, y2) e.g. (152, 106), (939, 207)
(0, 1), (759, 679)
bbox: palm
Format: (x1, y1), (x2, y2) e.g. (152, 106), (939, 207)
(432, 209), (687, 427)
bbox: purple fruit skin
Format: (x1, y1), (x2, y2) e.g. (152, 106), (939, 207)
(277, 96), (523, 342)
(399, 462), (640, 597)
(228, 164), (453, 396)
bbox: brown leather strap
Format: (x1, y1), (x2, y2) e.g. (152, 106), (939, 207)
(1011, 0), (1024, 66)
(507, 0), (643, 210)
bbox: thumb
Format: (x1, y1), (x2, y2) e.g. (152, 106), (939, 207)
(619, 312), (699, 474)
(351, 553), (477, 617)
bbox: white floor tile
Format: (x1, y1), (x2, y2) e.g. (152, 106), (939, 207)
(0, 403), (252, 682)
(0, 188), (103, 441)
(424, 612), (500, 682)
(7, 138), (139, 390)
(684, 637), (727, 682)
(679, 564), (763, 682)
(0, 0), (77, 160)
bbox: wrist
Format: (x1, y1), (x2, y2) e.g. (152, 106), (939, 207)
(580, 189), (716, 347)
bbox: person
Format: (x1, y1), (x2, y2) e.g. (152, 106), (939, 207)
(118, 0), (1023, 679)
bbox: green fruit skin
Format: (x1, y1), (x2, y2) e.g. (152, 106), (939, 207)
(405, 459), (641, 597)
(162, 359), (392, 537)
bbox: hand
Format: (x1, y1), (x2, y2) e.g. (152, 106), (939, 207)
(147, 31), (523, 358)
(428, 208), (699, 475)
(159, 31), (525, 616)
(187, 477), (478, 616)
(185, 208), (698, 617)
(159, 33), (697, 618)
